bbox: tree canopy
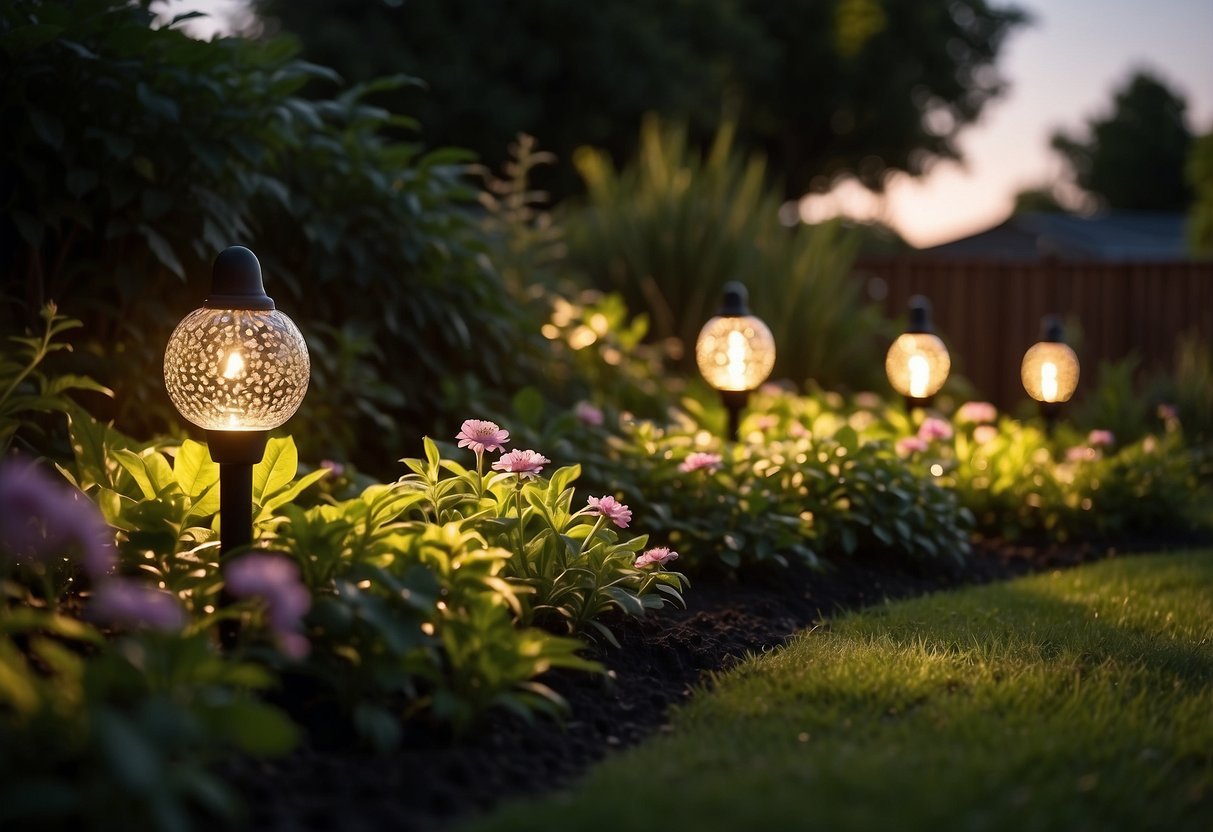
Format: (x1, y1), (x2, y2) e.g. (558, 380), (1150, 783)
(1052, 70), (1193, 212)
(251, 0), (1027, 196)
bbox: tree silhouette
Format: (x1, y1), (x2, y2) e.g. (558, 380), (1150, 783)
(251, 0), (1027, 197)
(1052, 71), (1193, 212)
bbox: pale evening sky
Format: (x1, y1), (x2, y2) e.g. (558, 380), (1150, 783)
(155, 0), (1213, 248)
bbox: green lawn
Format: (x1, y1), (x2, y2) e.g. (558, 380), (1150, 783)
(460, 552), (1213, 832)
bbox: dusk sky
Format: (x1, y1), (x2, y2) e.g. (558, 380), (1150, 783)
(156, 0), (1213, 248)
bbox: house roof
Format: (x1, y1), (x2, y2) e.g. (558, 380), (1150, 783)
(921, 212), (1190, 261)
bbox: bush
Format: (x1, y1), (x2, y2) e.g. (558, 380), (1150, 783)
(566, 118), (888, 391)
(0, 0), (542, 472)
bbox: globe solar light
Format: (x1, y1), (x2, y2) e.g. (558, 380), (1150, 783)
(695, 281), (776, 440)
(885, 295), (950, 410)
(1021, 314), (1079, 429)
(164, 246), (309, 559)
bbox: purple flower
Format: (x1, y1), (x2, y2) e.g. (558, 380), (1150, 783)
(586, 495), (632, 528)
(635, 546), (679, 568)
(90, 578), (186, 632)
(456, 419), (510, 455)
(895, 436), (929, 457)
(225, 553), (311, 658)
(1087, 430), (1115, 447)
(679, 452), (722, 474)
(492, 449), (550, 479)
(917, 418), (954, 442)
(956, 401), (997, 424)
(574, 401), (605, 427)
(0, 460), (115, 578)
(319, 459), (346, 478)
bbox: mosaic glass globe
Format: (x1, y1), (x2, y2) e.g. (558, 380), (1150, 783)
(696, 315), (777, 392)
(1022, 341), (1080, 403)
(164, 307), (310, 431)
(886, 332), (950, 399)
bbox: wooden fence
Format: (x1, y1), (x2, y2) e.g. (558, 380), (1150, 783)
(853, 258), (1213, 409)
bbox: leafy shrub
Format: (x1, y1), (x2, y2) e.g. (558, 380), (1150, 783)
(0, 0), (539, 471)
(566, 118), (887, 390)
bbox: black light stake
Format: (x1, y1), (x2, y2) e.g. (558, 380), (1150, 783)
(885, 295), (951, 411)
(694, 282), (776, 441)
(164, 245), (310, 570)
(1021, 314), (1080, 433)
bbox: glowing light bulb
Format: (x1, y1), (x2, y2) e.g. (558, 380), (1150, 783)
(726, 330), (748, 388)
(221, 350), (245, 380)
(908, 354), (929, 399)
(1041, 362), (1058, 403)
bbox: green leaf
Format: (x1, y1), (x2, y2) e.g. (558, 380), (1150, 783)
(512, 387), (546, 428)
(141, 225), (183, 277)
(214, 700), (299, 757)
(186, 481), (220, 521)
(253, 437), (298, 503)
(113, 449), (155, 499)
(258, 468), (327, 517)
(174, 439), (218, 498)
(0, 23), (64, 55)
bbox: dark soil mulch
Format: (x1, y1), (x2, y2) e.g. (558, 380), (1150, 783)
(232, 536), (1199, 831)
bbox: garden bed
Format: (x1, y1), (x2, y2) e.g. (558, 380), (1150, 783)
(232, 535), (1174, 832)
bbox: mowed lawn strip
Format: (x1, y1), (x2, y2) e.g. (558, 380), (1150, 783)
(460, 551), (1213, 832)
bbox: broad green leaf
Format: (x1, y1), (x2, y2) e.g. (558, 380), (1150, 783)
(144, 450), (176, 495)
(186, 481), (220, 521)
(213, 700), (299, 757)
(113, 449), (155, 499)
(258, 468), (327, 518)
(174, 439), (218, 498)
(253, 437), (297, 503)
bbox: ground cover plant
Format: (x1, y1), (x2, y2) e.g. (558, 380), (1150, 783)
(459, 550), (1213, 832)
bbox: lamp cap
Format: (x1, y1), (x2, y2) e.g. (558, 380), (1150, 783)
(204, 246), (276, 311)
(906, 295), (933, 334)
(720, 281), (750, 316)
(1040, 314), (1065, 343)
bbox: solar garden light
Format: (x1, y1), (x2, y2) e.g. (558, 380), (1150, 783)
(885, 295), (950, 411)
(1021, 314), (1079, 430)
(164, 246), (310, 558)
(695, 281), (776, 441)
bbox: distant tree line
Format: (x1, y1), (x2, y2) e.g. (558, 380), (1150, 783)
(251, 0), (1028, 197)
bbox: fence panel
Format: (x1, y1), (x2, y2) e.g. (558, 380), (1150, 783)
(854, 258), (1213, 409)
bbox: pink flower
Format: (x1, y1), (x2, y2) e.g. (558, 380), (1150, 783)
(91, 578), (185, 632)
(917, 417), (954, 442)
(574, 401), (605, 427)
(679, 452), (722, 474)
(1067, 446), (1097, 462)
(225, 553), (311, 658)
(492, 449), (550, 479)
(1087, 430), (1115, 447)
(896, 436), (929, 457)
(853, 392), (884, 410)
(750, 415), (778, 433)
(1157, 403), (1177, 422)
(956, 401), (997, 424)
(456, 419), (510, 455)
(634, 546), (679, 568)
(587, 495), (632, 528)
(0, 460), (115, 578)
(973, 424), (999, 446)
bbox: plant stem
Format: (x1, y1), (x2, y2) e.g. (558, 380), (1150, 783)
(514, 479), (527, 574)
(578, 514), (606, 558)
